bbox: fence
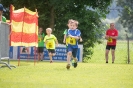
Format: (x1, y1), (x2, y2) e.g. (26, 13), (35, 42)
(0, 22), (10, 58)
(91, 39), (133, 64)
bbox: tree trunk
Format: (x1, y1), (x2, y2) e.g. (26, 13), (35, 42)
(49, 6), (54, 30)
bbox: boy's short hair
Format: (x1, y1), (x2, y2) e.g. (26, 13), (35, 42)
(68, 19), (74, 24)
(46, 28), (52, 31)
(74, 20), (79, 27)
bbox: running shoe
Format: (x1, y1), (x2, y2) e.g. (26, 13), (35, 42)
(73, 58), (78, 68)
(66, 64), (70, 69)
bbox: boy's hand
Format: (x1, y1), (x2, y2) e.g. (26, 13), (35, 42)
(80, 38), (83, 42)
(56, 44), (59, 47)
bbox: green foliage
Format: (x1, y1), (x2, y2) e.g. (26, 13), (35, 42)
(117, 0), (133, 35)
(1, 0), (111, 62)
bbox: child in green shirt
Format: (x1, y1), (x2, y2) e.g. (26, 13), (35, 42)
(38, 27), (45, 61)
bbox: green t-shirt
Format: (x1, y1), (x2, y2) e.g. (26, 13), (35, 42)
(2, 16), (6, 22)
(38, 33), (45, 47)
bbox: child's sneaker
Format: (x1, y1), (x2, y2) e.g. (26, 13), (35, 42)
(71, 59), (74, 66)
(73, 58), (78, 68)
(50, 61), (53, 63)
(66, 64), (70, 69)
(74, 62), (77, 68)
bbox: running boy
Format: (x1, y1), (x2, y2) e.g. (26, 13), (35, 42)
(66, 20), (81, 69)
(63, 19), (82, 44)
(63, 19), (74, 44)
(44, 28), (58, 63)
(63, 19), (82, 66)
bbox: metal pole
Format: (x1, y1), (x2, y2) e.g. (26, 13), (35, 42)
(0, 23), (1, 61)
(126, 34), (130, 64)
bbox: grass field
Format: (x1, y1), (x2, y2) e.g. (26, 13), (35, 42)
(90, 40), (133, 64)
(0, 61), (133, 88)
(0, 40), (133, 88)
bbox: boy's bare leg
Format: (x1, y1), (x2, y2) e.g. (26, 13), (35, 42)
(67, 51), (72, 64)
(66, 51), (72, 69)
(38, 53), (40, 61)
(49, 53), (53, 63)
(40, 53), (44, 61)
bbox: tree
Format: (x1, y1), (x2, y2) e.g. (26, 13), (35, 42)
(1, 0), (111, 62)
(117, 0), (133, 37)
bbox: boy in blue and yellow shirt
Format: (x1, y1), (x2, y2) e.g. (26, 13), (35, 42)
(66, 20), (81, 69)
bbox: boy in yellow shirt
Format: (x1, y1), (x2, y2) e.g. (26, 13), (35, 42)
(44, 28), (58, 63)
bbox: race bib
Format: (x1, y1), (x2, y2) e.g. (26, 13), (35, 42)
(38, 37), (42, 42)
(48, 43), (52, 48)
(108, 37), (112, 43)
(68, 37), (76, 45)
(38, 35), (43, 42)
(46, 41), (53, 48)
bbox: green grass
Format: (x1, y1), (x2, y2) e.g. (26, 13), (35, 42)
(0, 40), (133, 88)
(0, 60), (133, 88)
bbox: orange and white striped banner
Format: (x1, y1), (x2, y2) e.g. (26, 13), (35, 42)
(10, 5), (38, 47)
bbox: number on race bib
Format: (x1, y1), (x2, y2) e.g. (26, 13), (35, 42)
(68, 37), (76, 45)
(70, 39), (73, 43)
(49, 43), (52, 48)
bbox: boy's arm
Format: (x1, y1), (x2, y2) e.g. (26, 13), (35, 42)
(79, 36), (83, 42)
(63, 29), (67, 43)
(69, 35), (80, 40)
(55, 39), (59, 46)
(55, 39), (58, 45)
(53, 35), (59, 46)
(63, 34), (66, 43)
(68, 29), (80, 40)
(44, 36), (47, 44)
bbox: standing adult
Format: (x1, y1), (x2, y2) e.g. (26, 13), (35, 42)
(105, 23), (118, 63)
(0, 4), (6, 22)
